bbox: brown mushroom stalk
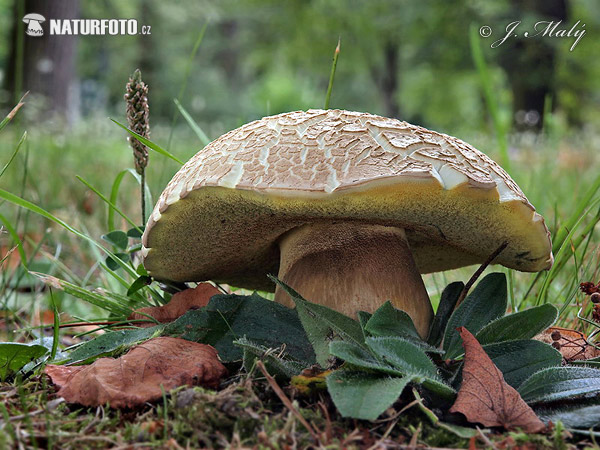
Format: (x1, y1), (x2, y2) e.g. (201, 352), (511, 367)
(275, 222), (433, 337)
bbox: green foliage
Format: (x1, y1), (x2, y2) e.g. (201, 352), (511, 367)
(235, 337), (305, 379)
(66, 326), (161, 364)
(537, 404), (600, 431)
(476, 304), (558, 345)
(164, 293), (315, 364)
(427, 281), (464, 347)
(272, 275), (364, 367)
(443, 273), (507, 359)
(110, 119), (184, 165)
(279, 273), (600, 424)
(364, 337), (454, 397)
(65, 292), (315, 366)
(481, 340), (562, 388)
(363, 301), (420, 341)
(102, 231), (129, 250)
(43, 271), (600, 430)
(326, 371), (411, 421)
(0, 343), (48, 380)
(519, 367), (600, 404)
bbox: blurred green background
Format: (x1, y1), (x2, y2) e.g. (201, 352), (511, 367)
(0, 0), (599, 326)
(1, 0), (599, 134)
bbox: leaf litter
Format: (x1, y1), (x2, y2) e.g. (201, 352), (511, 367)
(45, 337), (227, 408)
(536, 326), (600, 362)
(128, 283), (220, 326)
(450, 327), (546, 433)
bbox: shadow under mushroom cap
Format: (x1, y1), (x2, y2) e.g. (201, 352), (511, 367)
(142, 109), (553, 290)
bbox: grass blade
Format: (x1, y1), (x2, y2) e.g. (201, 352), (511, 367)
(108, 169), (151, 232)
(167, 22), (208, 150)
(0, 94), (26, 133)
(32, 273), (133, 316)
(174, 99), (211, 146)
(0, 131), (26, 180)
(76, 175), (141, 234)
(324, 38), (341, 110)
(49, 289), (60, 360)
(0, 212), (27, 269)
(0, 189), (138, 279)
(111, 119), (184, 165)
(537, 196), (600, 304)
(552, 172), (600, 254)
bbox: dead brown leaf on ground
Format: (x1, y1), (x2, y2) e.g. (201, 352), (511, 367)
(450, 327), (546, 433)
(536, 326), (600, 362)
(129, 283), (220, 326)
(44, 337), (227, 408)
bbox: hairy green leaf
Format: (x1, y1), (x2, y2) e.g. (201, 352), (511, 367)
(327, 371), (411, 420)
(427, 281), (464, 347)
(365, 301), (420, 339)
(536, 403), (600, 430)
(483, 340), (562, 388)
(366, 337), (455, 397)
(164, 293), (315, 364)
(66, 327), (162, 364)
(443, 273), (507, 359)
(519, 367), (600, 404)
(235, 337), (305, 379)
(271, 276), (364, 367)
(329, 340), (394, 374)
(476, 304), (558, 345)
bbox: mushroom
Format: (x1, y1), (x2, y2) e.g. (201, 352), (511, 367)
(142, 109), (553, 337)
(22, 13), (45, 36)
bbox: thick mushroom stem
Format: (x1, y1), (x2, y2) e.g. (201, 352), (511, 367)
(274, 222), (433, 338)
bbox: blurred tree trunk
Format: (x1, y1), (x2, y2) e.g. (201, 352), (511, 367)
(5, 0), (80, 120)
(218, 20), (240, 83)
(497, 0), (567, 129)
(137, 0), (156, 92)
(371, 41), (400, 118)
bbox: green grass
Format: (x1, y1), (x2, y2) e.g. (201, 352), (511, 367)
(2, 374), (587, 449)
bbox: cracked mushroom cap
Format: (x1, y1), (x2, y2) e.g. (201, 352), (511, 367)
(142, 109), (553, 291)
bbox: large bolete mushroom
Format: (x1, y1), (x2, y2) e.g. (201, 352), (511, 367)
(142, 109), (552, 337)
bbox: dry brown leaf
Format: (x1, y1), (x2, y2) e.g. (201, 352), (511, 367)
(45, 337), (227, 408)
(450, 327), (546, 433)
(129, 283), (220, 326)
(535, 326), (600, 362)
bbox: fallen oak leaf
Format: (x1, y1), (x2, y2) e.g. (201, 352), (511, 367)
(535, 326), (600, 362)
(129, 283), (220, 327)
(450, 327), (546, 433)
(44, 337), (227, 408)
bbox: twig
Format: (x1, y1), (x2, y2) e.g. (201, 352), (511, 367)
(317, 401), (333, 443)
(476, 426), (496, 449)
(367, 417), (399, 450)
(256, 360), (320, 443)
(408, 422), (421, 449)
(455, 241), (508, 308)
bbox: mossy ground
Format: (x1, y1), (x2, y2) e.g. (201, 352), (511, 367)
(0, 372), (591, 449)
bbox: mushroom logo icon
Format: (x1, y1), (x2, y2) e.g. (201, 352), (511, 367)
(23, 13), (45, 37)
